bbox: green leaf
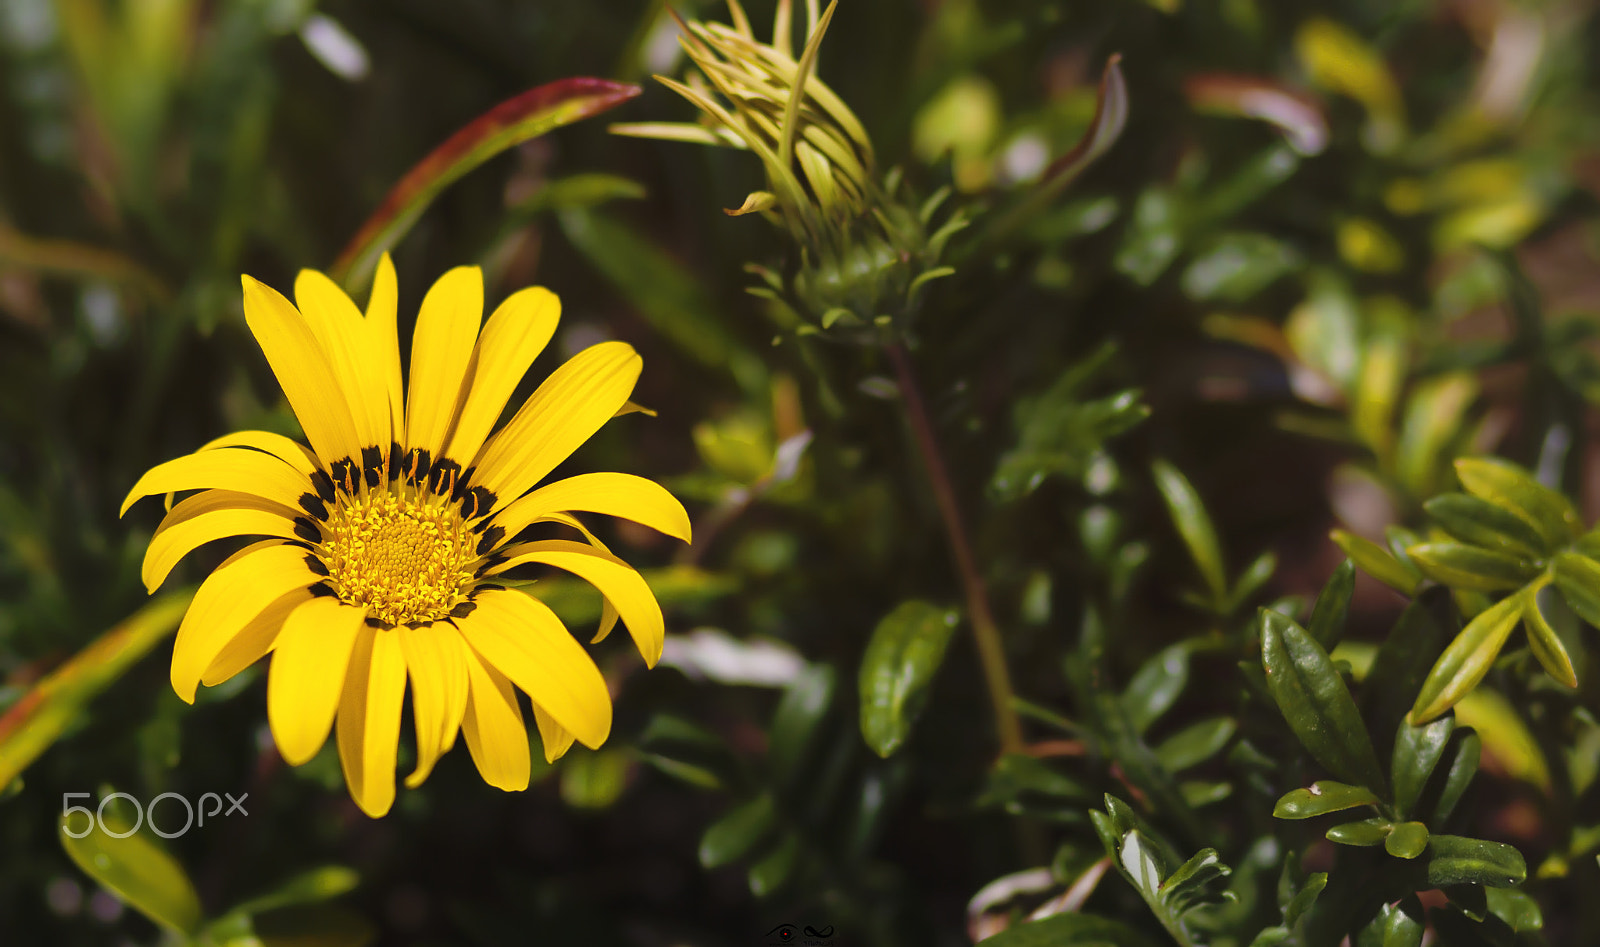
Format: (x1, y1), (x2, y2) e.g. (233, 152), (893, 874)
(1391, 714), (1455, 820)
(1326, 818), (1392, 846)
(1425, 834), (1527, 887)
(985, 754), (1095, 806)
(1259, 610), (1386, 789)
(1431, 727), (1482, 825)
(747, 832), (800, 897)
(1160, 848), (1232, 914)
(1385, 821), (1429, 859)
(1180, 231), (1302, 303)
(227, 866), (361, 918)
(59, 806), (201, 935)
(768, 664), (835, 787)
(977, 912), (1155, 946)
(1484, 887), (1543, 932)
(1521, 590), (1577, 688)
(1551, 550), (1600, 628)
(1410, 590), (1526, 724)
(1354, 897), (1425, 947)
(1154, 461), (1228, 606)
(1424, 494), (1546, 559)
(1394, 373), (1478, 500)
(1331, 529), (1419, 595)
(1122, 643), (1191, 734)
(1154, 717), (1236, 772)
(1283, 872), (1328, 929)
(1453, 457), (1580, 550)
(1308, 559), (1355, 648)
(1406, 543), (1538, 592)
(698, 793), (776, 868)
(1273, 780), (1381, 819)
(858, 601), (960, 757)
(559, 747), (631, 810)
(329, 79), (641, 292)
(1228, 551), (1278, 612)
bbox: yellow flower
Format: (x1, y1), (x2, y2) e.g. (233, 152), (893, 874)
(122, 257), (690, 817)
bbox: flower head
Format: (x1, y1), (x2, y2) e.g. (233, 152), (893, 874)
(123, 258), (689, 817)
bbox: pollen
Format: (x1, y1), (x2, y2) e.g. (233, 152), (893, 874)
(317, 488), (477, 625)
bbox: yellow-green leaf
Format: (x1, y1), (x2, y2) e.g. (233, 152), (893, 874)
(1410, 591), (1527, 724)
(60, 806), (201, 935)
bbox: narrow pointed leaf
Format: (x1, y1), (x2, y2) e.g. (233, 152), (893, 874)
(1424, 494), (1546, 559)
(1307, 559), (1355, 648)
(1363, 587), (1456, 761)
(1453, 457), (1580, 549)
(698, 793), (776, 868)
(1391, 714), (1454, 820)
(330, 78), (641, 292)
(1430, 727), (1480, 825)
(1410, 591), (1525, 724)
(1259, 610), (1386, 789)
(1406, 543), (1538, 592)
(1551, 550), (1600, 628)
(1521, 590), (1577, 688)
(858, 601), (960, 757)
(1154, 461), (1228, 606)
(1332, 529), (1419, 595)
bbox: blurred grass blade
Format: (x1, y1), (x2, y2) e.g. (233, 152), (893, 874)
(0, 223), (172, 303)
(858, 601), (960, 758)
(0, 591), (192, 791)
(59, 805), (202, 936)
(330, 78), (642, 292)
(1183, 73), (1329, 156)
(1153, 461), (1227, 608)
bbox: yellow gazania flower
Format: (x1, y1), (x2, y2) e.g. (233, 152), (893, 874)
(122, 257), (689, 817)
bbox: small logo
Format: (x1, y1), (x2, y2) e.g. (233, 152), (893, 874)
(763, 922), (835, 945)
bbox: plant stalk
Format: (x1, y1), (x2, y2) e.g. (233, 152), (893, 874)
(886, 342), (1024, 755)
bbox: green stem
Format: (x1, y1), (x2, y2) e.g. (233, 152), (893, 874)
(886, 342), (1023, 755)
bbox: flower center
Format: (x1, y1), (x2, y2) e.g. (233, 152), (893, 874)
(317, 488), (476, 625)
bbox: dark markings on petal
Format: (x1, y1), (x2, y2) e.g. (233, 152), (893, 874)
(475, 525), (506, 556)
(297, 492), (328, 520)
(475, 554), (508, 577)
(463, 485), (495, 520)
(429, 458), (463, 497)
(404, 620), (431, 630)
(283, 538), (314, 552)
(473, 583), (507, 596)
(449, 600), (478, 619)
(453, 466), (478, 502)
(364, 616), (393, 629)
(309, 582), (338, 599)
(387, 441), (403, 482)
(310, 469), (336, 504)
(303, 554), (330, 576)
(292, 517), (322, 544)
(329, 458), (359, 496)
(409, 448), (432, 487)
(361, 445), (383, 489)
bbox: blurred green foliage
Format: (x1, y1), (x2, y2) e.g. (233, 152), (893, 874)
(5, 0), (1600, 944)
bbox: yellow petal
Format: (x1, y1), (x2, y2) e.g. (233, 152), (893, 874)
(197, 431), (321, 477)
(201, 586), (311, 686)
(456, 588), (612, 749)
(528, 512), (620, 645)
(143, 490), (304, 593)
(398, 623), (469, 788)
(404, 266), (484, 460)
(122, 447), (315, 517)
(295, 269), (391, 452)
(267, 596), (368, 766)
(241, 275), (364, 466)
(443, 286), (561, 466)
(170, 544), (320, 703)
(469, 342), (642, 512)
(460, 645), (531, 791)
(366, 253), (405, 434)
(486, 540), (665, 667)
(336, 627), (407, 818)
(531, 702), (576, 764)
(490, 472), (691, 543)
